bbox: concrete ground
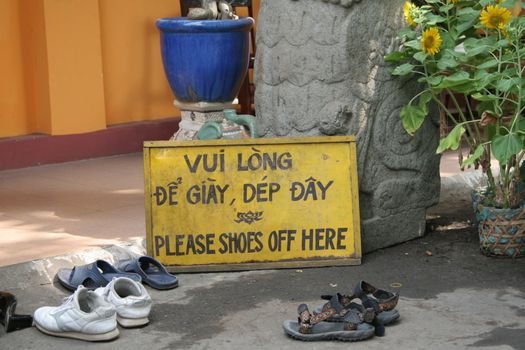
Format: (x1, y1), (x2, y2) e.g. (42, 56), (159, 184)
(0, 151), (523, 349)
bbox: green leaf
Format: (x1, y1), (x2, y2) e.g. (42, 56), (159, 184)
(472, 93), (498, 102)
(445, 71), (470, 82)
(438, 71), (471, 88)
(413, 51), (427, 63)
(384, 51), (406, 63)
(500, 0), (517, 10)
(397, 27), (417, 40)
(439, 3), (454, 13)
(496, 78), (517, 93)
(450, 82), (476, 94)
(457, 8), (479, 16)
(404, 40), (421, 50)
(440, 32), (456, 51)
(492, 134), (523, 164)
(419, 91), (432, 113)
(436, 125), (466, 153)
(477, 60), (498, 69)
(426, 14), (447, 25)
(456, 19), (478, 36)
(462, 145), (485, 167)
(455, 9), (480, 35)
(495, 39), (510, 48)
(487, 122), (498, 143)
(516, 116), (525, 133)
(400, 105), (427, 135)
(464, 45), (489, 57)
(463, 38), (490, 57)
(392, 63), (415, 76)
(473, 70), (496, 90)
(427, 75), (444, 87)
(437, 56), (459, 70)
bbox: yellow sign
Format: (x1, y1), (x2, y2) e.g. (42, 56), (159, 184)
(144, 136), (361, 271)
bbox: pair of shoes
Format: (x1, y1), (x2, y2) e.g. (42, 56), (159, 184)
(34, 277), (152, 342)
(282, 295), (377, 342)
(56, 256), (178, 291)
(282, 281), (400, 341)
(0, 292), (33, 333)
(316, 280), (400, 326)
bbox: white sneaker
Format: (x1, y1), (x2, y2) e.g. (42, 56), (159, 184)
(95, 277), (152, 328)
(33, 286), (118, 341)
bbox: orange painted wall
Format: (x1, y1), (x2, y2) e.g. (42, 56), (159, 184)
(19, 0), (52, 135)
(0, 0), (259, 138)
(0, 0), (29, 137)
(44, 0), (107, 135)
(99, 0), (180, 126)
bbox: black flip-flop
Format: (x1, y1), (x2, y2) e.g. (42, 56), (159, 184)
(0, 292), (33, 332)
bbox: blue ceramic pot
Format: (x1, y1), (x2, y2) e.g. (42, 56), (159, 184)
(156, 17), (253, 104)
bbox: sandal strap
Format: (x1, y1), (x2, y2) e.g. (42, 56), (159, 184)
(362, 295), (381, 313)
(312, 294), (341, 323)
(354, 280), (377, 298)
(297, 294), (378, 335)
(353, 281), (399, 311)
(68, 261), (109, 287)
(297, 295), (343, 334)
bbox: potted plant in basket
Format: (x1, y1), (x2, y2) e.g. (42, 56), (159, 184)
(385, 0), (525, 257)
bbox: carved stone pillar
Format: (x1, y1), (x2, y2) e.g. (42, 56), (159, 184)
(255, 0), (441, 252)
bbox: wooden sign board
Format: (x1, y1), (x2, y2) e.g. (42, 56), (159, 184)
(144, 136), (361, 272)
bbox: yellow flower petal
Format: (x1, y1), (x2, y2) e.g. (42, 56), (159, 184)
(421, 27), (442, 56)
(403, 1), (417, 27)
(480, 5), (512, 30)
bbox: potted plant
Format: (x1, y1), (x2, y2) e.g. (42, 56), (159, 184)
(156, 2), (253, 110)
(385, 0), (525, 257)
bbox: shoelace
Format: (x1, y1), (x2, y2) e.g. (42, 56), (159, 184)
(59, 293), (75, 308)
(99, 283), (112, 297)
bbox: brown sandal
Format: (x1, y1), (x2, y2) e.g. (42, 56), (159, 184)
(282, 294), (378, 341)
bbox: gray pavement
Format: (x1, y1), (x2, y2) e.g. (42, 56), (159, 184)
(1, 172), (524, 349)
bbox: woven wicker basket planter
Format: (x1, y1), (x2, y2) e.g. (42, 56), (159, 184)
(476, 204), (525, 258)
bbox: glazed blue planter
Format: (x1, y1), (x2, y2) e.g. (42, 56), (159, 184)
(156, 17), (253, 104)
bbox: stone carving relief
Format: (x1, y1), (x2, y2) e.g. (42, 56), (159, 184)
(255, 0), (441, 252)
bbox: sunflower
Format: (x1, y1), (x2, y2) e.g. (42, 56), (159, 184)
(480, 5), (512, 30)
(403, 1), (416, 27)
(421, 27), (442, 56)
